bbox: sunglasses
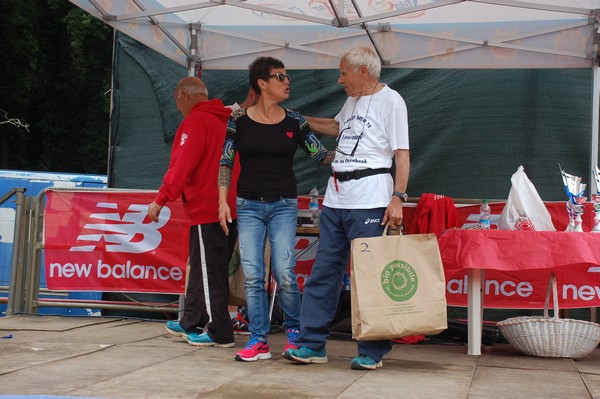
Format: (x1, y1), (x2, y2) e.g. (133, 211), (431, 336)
(265, 72), (291, 82)
(335, 125), (363, 157)
(335, 89), (377, 157)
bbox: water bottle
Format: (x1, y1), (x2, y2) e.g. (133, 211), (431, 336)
(479, 199), (491, 229)
(309, 185), (320, 227)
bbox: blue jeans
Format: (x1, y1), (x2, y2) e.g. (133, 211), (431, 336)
(236, 197), (301, 342)
(296, 205), (392, 362)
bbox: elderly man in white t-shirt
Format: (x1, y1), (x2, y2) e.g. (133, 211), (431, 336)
(284, 46), (410, 370)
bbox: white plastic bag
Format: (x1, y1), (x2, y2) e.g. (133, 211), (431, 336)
(498, 165), (556, 231)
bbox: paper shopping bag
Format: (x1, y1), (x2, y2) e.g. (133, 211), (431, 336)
(228, 240), (271, 306)
(351, 232), (447, 341)
(228, 239), (246, 306)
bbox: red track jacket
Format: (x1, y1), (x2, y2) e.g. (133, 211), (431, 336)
(154, 99), (239, 225)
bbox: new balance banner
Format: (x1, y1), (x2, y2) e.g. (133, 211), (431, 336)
(444, 267), (600, 309)
(405, 201), (600, 309)
(44, 191), (189, 294)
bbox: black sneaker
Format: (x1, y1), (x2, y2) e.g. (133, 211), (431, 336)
(231, 313), (250, 335)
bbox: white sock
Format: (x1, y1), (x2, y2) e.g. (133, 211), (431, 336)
(229, 311), (237, 318)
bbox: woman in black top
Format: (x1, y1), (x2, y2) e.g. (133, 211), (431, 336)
(218, 56), (333, 362)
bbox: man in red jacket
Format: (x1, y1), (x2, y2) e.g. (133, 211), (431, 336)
(148, 76), (239, 348)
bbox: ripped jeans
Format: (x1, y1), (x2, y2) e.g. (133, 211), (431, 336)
(236, 197), (300, 341)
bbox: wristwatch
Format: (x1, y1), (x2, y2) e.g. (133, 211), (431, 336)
(392, 191), (408, 202)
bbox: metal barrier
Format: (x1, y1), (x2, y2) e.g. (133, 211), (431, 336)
(2, 187), (26, 315)
(5, 187), (181, 316)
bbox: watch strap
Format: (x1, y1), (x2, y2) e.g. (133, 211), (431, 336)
(392, 191), (408, 202)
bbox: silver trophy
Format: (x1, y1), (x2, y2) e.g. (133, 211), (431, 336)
(592, 165), (600, 232)
(560, 165), (586, 232)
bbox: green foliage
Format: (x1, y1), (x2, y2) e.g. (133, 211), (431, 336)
(0, 0), (36, 168)
(0, 0), (112, 174)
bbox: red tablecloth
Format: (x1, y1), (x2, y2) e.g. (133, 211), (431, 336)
(438, 229), (600, 354)
(438, 229), (600, 272)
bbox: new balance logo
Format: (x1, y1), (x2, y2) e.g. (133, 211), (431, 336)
(70, 202), (170, 253)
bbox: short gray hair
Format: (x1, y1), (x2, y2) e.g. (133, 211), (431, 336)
(342, 47), (381, 80)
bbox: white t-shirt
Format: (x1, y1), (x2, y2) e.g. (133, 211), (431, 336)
(323, 84), (409, 209)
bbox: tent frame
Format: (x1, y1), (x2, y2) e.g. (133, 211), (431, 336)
(87, 1), (600, 67)
(77, 0), (600, 188)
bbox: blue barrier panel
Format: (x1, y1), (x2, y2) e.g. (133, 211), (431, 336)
(0, 170), (107, 317)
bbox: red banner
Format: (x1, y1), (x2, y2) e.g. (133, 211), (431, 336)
(44, 192), (600, 308)
(44, 191), (189, 294)
(295, 199), (600, 309)
(411, 201), (600, 309)
(444, 266), (600, 309)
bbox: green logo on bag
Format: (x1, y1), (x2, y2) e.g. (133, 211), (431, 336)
(381, 260), (418, 302)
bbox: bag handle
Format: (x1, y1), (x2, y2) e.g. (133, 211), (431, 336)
(543, 271), (559, 319)
(381, 223), (403, 237)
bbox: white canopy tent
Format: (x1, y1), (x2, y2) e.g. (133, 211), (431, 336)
(70, 0), (600, 189)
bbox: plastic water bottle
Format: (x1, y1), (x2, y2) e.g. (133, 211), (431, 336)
(309, 185), (320, 227)
(479, 199), (491, 229)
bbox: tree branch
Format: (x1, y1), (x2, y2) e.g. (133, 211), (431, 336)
(0, 109), (30, 132)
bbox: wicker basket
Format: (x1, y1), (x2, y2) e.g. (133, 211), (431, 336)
(497, 272), (600, 358)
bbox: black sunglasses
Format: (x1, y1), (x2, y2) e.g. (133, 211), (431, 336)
(335, 125), (363, 157)
(265, 72), (291, 82)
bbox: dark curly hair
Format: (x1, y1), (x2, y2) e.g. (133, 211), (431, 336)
(249, 56), (285, 95)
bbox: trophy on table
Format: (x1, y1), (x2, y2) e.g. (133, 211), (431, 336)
(560, 165), (586, 232)
(592, 165), (600, 232)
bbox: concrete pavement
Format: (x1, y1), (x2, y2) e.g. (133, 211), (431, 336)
(1, 314), (600, 398)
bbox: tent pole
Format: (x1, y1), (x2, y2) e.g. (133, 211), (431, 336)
(589, 57), (600, 325)
(188, 23), (200, 77)
(107, 29), (117, 188)
(591, 64), (600, 194)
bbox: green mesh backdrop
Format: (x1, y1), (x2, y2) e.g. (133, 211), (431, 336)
(110, 32), (594, 201)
